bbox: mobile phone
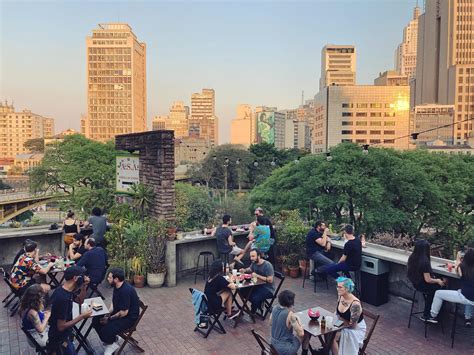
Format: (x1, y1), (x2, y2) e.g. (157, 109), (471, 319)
(334, 319), (344, 328)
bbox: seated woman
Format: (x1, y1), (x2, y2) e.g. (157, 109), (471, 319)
(235, 216), (272, 264)
(430, 249), (474, 326)
(68, 233), (86, 262)
(332, 277), (366, 355)
(20, 284), (51, 348)
(204, 260), (240, 320)
(407, 239), (446, 321)
(270, 290), (304, 355)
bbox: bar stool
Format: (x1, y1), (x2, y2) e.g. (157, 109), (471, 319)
(219, 252), (230, 266)
(194, 251), (215, 284)
(407, 289), (443, 339)
(345, 270), (362, 297)
(302, 259), (328, 293)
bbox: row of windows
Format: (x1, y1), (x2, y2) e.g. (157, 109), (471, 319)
(93, 32), (129, 38)
(88, 84), (132, 90)
(88, 113), (132, 120)
(89, 62), (132, 69)
(342, 112), (396, 117)
(341, 139), (395, 144)
(89, 99), (132, 105)
(88, 55), (131, 62)
(89, 70), (132, 76)
(92, 40), (127, 45)
(89, 106), (132, 113)
(89, 77), (132, 84)
(89, 91), (132, 98)
(342, 103), (393, 109)
(88, 48), (131, 54)
(341, 130), (396, 135)
(342, 121), (396, 126)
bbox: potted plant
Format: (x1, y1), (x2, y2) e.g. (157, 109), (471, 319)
(146, 220), (168, 288)
(131, 256), (146, 288)
(285, 254), (300, 278)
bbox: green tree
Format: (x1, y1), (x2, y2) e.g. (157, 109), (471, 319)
(175, 182), (215, 231)
(29, 134), (117, 214)
(24, 138), (45, 153)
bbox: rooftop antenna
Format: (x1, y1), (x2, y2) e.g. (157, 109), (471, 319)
(301, 90), (304, 106)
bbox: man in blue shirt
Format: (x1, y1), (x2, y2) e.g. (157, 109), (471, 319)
(77, 238), (108, 285)
(305, 221), (334, 273)
(93, 268), (140, 355)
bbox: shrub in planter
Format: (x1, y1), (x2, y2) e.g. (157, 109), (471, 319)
(131, 256), (146, 288)
(146, 220), (168, 288)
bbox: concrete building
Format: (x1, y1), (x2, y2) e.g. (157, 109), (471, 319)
(83, 23), (147, 142)
(319, 45), (356, 91)
(189, 89), (218, 146)
(395, 6), (421, 80)
(255, 107), (285, 149)
(0, 101), (54, 159)
(374, 71), (409, 87)
(284, 119), (310, 150)
(14, 153), (44, 173)
(312, 85), (410, 153)
(422, 135), (473, 155)
(415, 0), (474, 144)
(151, 102), (189, 138)
(152, 116), (167, 131)
(230, 104), (253, 146)
(411, 104), (455, 145)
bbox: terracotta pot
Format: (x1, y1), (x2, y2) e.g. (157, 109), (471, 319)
(126, 278), (134, 285)
(147, 272), (166, 288)
(299, 259), (309, 276)
(167, 227), (177, 240)
(288, 266), (300, 278)
(282, 265), (290, 276)
(133, 275), (145, 288)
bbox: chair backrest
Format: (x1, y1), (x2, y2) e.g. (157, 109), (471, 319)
(126, 300), (148, 333)
(251, 329), (279, 355)
(21, 326), (46, 354)
(273, 271), (285, 297)
(359, 309), (380, 355)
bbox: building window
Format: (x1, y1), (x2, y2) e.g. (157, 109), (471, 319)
(341, 139), (352, 143)
(355, 139), (367, 143)
(356, 121), (367, 126)
(355, 130), (367, 135)
(342, 112), (353, 117)
(370, 121), (382, 126)
(384, 121), (396, 126)
(356, 112), (367, 117)
(370, 112), (382, 117)
(341, 130), (353, 134)
(357, 103), (368, 108)
(384, 139), (395, 143)
(370, 130), (381, 134)
(370, 139), (381, 143)
(342, 103), (353, 108)
(342, 121), (353, 126)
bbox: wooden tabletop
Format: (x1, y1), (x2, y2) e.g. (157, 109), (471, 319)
(295, 306), (349, 338)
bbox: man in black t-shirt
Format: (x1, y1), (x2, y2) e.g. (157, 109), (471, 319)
(214, 214), (244, 267)
(77, 238), (108, 285)
(93, 267), (140, 355)
(306, 221), (334, 272)
(322, 225), (362, 279)
(47, 266), (92, 354)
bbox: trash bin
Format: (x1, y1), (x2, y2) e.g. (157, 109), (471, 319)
(360, 255), (389, 306)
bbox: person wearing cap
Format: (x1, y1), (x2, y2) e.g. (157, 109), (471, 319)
(67, 233), (87, 262)
(47, 266), (92, 354)
(10, 241), (54, 294)
(77, 237), (108, 285)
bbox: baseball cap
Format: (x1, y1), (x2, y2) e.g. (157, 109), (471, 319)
(64, 266), (85, 281)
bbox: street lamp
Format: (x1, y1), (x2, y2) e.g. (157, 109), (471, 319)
(223, 157), (229, 206)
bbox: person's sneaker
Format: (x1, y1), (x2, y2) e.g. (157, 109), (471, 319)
(103, 341), (120, 355)
(228, 310), (241, 320)
(425, 316), (438, 324)
(465, 319), (472, 328)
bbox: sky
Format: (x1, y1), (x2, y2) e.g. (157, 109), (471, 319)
(1, 0), (418, 143)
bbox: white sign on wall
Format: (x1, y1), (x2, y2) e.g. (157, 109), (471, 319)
(116, 155), (140, 193)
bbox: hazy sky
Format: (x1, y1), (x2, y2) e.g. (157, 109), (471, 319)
(1, 0), (418, 143)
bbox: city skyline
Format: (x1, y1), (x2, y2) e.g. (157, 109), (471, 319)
(2, 0), (418, 143)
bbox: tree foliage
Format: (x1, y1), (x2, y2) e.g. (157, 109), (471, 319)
(24, 138), (45, 153)
(249, 143), (474, 253)
(29, 134), (117, 215)
(175, 182), (216, 231)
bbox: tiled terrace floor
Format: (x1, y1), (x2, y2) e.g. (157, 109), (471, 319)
(1, 274), (473, 354)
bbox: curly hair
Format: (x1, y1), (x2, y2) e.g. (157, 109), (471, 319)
(20, 284), (44, 313)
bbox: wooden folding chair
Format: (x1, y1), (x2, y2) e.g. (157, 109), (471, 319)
(21, 326), (48, 355)
(1, 267), (16, 305)
(251, 329), (279, 355)
(189, 288), (226, 338)
(1, 268), (23, 316)
(116, 300), (148, 354)
(256, 271), (285, 320)
(359, 309), (380, 355)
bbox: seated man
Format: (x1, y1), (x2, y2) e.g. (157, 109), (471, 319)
(47, 266), (92, 354)
(239, 248), (275, 314)
(214, 214), (244, 267)
(321, 225), (362, 279)
(67, 233), (87, 262)
(10, 241), (54, 294)
(305, 221), (333, 274)
(93, 268), (140, 355)
(77, 238), (108, 286)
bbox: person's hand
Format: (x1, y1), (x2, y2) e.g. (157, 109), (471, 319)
(325, 242), (331, 252)
(44, 310), (51, 319)
(239, 268), (245, 273)
(251, 272), (258, 279)
(81, 309), (93, 319)
(100, 315), (109, 324)
(437, 279), (446, 287)
(84, 276), (91, 285)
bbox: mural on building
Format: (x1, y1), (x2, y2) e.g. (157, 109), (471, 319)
(257, 112), (275, 144)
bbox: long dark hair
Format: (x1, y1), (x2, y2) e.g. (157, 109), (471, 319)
(460, 249), (474, 280)
(407, 240), (432, 285)
(208, 260), (224, 280)
(20, 284), (44, 313)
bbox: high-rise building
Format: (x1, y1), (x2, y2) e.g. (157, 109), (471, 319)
(83, 23), (146, 142)
(395, 6), (421, 80)
(415, 0), (474, 144)
(230, 104), (253, 146)
(319, 45), (356, 91)
(411, 104), (455, 145)
(189, 89), (218, 146)
(151, 116), (167, 131)
(151, 101), (189, 138)
(312, 85), (410, 153)
(374, 71), (409, 87)
(255, 107), (285, 149)
(0, 101), (54, 158)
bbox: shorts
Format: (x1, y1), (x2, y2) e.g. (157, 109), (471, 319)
(230, 246), (243, 255)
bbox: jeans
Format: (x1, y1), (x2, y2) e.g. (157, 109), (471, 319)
(322, 261), (352, 279)
(311, 251), (334, 272)
(415, 283), (442, 318)
(241, 285), (273, 313)
(92, 316), (135, 344)
(430, 289), (474, 319)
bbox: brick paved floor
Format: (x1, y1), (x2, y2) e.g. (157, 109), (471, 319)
(1, 274), (473, 354)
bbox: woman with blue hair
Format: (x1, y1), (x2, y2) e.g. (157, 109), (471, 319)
(332, 276), (367, 355)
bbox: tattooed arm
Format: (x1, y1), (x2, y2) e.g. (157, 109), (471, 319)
(349, 301), (362, 328)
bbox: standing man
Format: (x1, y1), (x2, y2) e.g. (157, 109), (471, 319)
(93, 268), (140, 355)
(77, 238), (108, 286)
(239, 248), (275, 314)
(305, 221), (333, 274)
(84, 207), (108, 248)
(47, 266), (92, 354)
(322, 225), (362, 279)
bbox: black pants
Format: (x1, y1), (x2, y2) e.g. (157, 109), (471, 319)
(416, 283), (441, 318)
(92, 316), (135, 344)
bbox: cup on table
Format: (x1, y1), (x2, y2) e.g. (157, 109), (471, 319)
(232, 269), (237, 277)
(326, 316), (334, 329)
(81, 303), (90, 314)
